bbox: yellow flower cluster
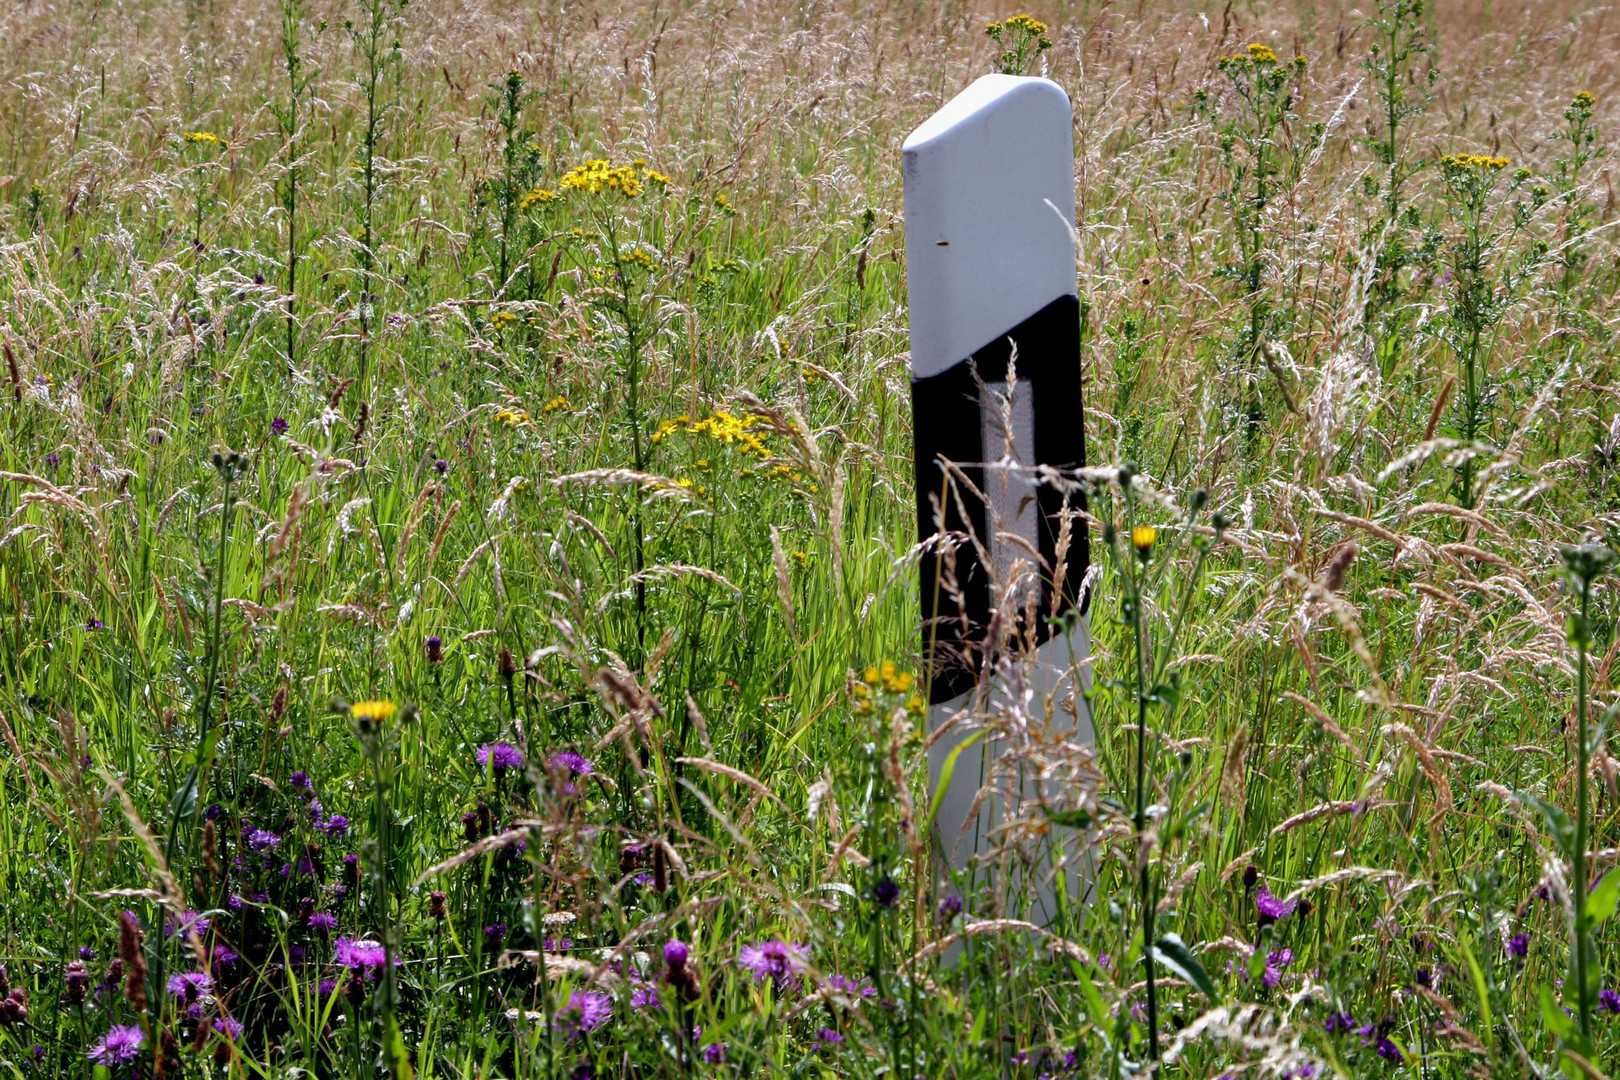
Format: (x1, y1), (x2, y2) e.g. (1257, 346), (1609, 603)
(491, 311), (519, 330)
(494, 408), (531, 428)
(986, 14), (1047, 35)
(1574, 91), (1595, 109)
(559, 160), (673, 197)
(519, 187), (558, 210)
(542, 396), (571, 413)
(853, 662), (925, 717)
(1232, 42), (1279, 64)
(1441, 153), (1510, 170)
(651, 410), (769, 457)
(623, 248), (655, 270)
(183, 131), (220, 145)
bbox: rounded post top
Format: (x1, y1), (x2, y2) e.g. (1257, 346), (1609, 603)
(903, 75), (1077, 380)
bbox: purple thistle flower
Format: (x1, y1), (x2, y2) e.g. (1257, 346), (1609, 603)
(1261, 948), (1293, 989)
(167, 911), (211, 939)
(477, 743), (525, 776)
(1255, 885), (1297, 924)
(166, 971), (213, 1002)
(307, 912), (338, 936)
(550, 751), (592, 775)
(1602, 989), (1620, 1014)
(212, 1016), (244, 1041)
(246, 828), (281, 853)
(738, 939), (809, 985)
(552, 990), (612, 1039)
(317, 978), (338, 998)
(333, 938), (391, 976)
(824, 974), (876, 998)
(87, 1025), (144, 1067)
(1375, 1037), (1403, 1065)
(211, 945), (238, 970)
(663, 940), (689, 970)
(271, 417), (289, 436)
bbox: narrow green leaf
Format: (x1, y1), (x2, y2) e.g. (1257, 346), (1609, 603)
(1588, 871), (1620, 925)
(1152, 933), (1221, 1002)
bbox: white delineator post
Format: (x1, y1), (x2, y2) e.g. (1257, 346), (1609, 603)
(903, 75), (1092, 925)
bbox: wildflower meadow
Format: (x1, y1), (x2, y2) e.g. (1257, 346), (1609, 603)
(5, 0), (1620, 1076)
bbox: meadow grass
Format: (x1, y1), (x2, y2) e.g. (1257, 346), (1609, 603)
(4, 0), (1620, 1076)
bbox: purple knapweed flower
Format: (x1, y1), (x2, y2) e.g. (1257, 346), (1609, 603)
(307, 912), (338, 936)
(738, 939), (809, 985)
(1255, 885), (1297, 924)
(333, 938), (390, 976)
(630, 982), (661, 1011)
(166, 971), (213, 1002)
(552, 990), (612, 1039)
(824, 974), (876, 999)
(664, 940), (689, 970)
(551, 751), (592, 775)
(167, 911), (211, 939)
(1263, 948), (1293, 989)
(87, 1025), (144, 1067)
(425, 635), (444, 664)
(212, 1016), (243, 1041)
(271, 417), (289, 437)
(477, 743), (524, 776)
(211, 945), (238, 970)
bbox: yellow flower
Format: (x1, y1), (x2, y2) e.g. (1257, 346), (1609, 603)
(863, 666), (880, 685)
(1245, 42), (1279, 64)
(559, 159), (645, 197)
(491, 311), (518, 330)
(494, 408), (531, 428)
(1575, 91), (1595, 109)
(183, 131), (220, 145)
(1131, 525), (1157, 552)
(350, 700), (398, 723)
(543, 396), (571, 413)
(519, 187), (557, 210)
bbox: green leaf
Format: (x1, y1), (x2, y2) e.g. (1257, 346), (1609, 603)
(1152, 933), (1221, 1002)
(924, 731), (986, 832)
(1588, 871), (1620, 926)
(1522, 792), (1576, 860)
(1541, 985), (1577, 1041)
(1046, 808), (1093, 829)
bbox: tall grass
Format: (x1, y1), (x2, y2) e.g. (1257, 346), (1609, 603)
(2, 0), (1620, 1077)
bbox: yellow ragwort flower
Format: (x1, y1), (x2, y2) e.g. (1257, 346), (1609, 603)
(1246, 43), (1279, 64)
(183, 131), (220, 145)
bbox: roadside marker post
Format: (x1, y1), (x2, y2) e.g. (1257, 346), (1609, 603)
(903, 74), (1092, 927)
